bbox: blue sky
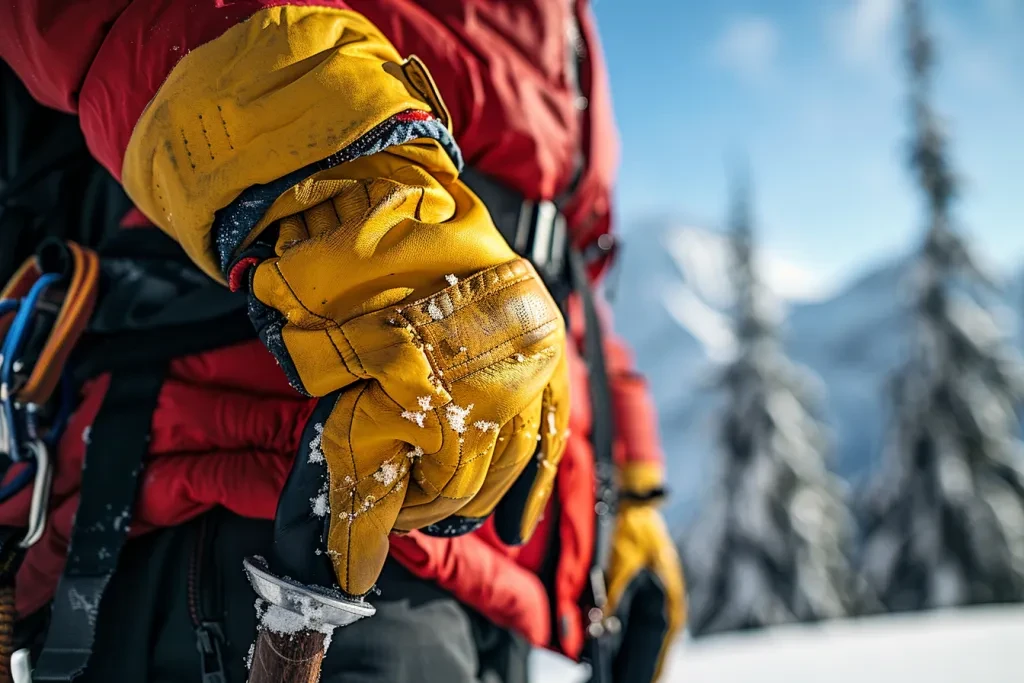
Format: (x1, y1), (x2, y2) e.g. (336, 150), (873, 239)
(593, 0), (1024, 298)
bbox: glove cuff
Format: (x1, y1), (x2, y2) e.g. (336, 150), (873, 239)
(122, 5), (460, 281)
(617, 461), (666, 502)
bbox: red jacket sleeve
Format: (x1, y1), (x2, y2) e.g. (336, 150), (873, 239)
(0, 1), (351, 181)
(605, 329), (665, 472)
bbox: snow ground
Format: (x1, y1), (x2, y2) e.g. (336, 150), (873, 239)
(530, 604), (1024, 682)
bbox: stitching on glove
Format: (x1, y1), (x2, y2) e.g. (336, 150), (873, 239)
(325, 328), (360, 379)
(333, 455), (410, 492)
(455, 424), (465, 471)
(179, 130), (196, 171)
(444, 320), (559, 374)
(451, 448), (497, 470)
(456, 344), (558, 385)
(216, 105), (235, 151)
(197, 114), (215, 161)
(335, 324), (367, 376)
(409, 273), (535, 326)
(481, 456), (533, 473)
(274, 261), (334, 328)
(414, 187), (426, 221)
(395, 309), (449, 393)
(347, 383), (369, 479)
(338, 480), (408, 522)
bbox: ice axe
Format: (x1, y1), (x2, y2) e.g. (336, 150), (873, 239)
(240, 395), (379, 682)
(243, 556), (374, 683)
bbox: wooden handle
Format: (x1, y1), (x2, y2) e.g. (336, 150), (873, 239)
(247, 628), (327, 683)
(0, 583), (15, 683)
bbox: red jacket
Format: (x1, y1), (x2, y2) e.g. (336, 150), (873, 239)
(0, 0), (661, 659)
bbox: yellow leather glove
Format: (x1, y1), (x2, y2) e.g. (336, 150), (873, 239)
(604, 466), (686, 683)
(247, 151), (569, 597)
(117, 5), (570, 598)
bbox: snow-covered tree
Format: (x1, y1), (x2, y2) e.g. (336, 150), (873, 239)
(684, 173), (865, 638)
(859, 0), (1024, 612)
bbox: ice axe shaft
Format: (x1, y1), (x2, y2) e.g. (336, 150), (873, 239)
(247, 628), (327, 683)
(243, 556), (375, 683)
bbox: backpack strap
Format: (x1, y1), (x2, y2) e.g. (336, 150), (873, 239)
(32, 364), (166, 682)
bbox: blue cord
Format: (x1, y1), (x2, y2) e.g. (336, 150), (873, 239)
(0, 273), (61, 461)
(0, 462), (35, 504)
(0, 272), (60, 385)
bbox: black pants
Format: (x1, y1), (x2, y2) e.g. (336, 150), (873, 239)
(24, 509), (530, 683)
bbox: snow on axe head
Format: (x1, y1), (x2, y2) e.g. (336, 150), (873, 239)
(243, 556), (375, 683)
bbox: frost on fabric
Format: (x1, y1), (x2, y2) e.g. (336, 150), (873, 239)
(514, 354), (526, 362)
(245, 642), (255, 670)
(373, 461), (400, 486)
(112, 509), (131, 532)
(258, 595), (338, 653)
(310, 492), (329, 518)
(445, 403), (474, 434)
(445, 274), (459, 286)
(407, 445), (424, 461)
(68, 586), (101, 627)
(547, 410), (558, 436)
(417, 395), (434, 411)
(474, 420), (499, 433)
(82, 426), (92, 445)
(427, 300), (444, 321)
(402, 410), (427, 428)
(310, 477), (330, 517)
(307, 423), (325, 464)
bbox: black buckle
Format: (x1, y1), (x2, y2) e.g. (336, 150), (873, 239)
(514, 199), (570, 300)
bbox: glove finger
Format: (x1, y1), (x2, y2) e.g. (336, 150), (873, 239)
(415, 392), (545, 536)
(394, 393), (509, 532)
(323, 384), (415, 596)
(492, 350), (569, 545)
(448, 395), (541, 519)
(612, 572), (672, 683)
(275, 213), (311, 254)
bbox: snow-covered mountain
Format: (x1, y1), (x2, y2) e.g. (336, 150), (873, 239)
(610, 220), (1024, 529)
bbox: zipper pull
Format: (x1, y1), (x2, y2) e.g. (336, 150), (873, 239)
(195, 621), (227, 683)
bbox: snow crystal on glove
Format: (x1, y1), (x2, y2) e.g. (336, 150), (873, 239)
(446, 403), (474, 434)
(308, 423), (325, 464)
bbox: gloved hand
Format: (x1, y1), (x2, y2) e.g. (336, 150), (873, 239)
(605, 464), (686, 683)
(115, 4), (569, 599)
(244, 151), (569, 597)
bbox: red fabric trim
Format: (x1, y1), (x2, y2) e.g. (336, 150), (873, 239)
(228, 256), (261, 292)
(393, 109), (434, 122)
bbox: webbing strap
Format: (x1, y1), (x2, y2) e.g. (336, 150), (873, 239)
(568, 248), (617, 573)
(33, 366), (165, 682)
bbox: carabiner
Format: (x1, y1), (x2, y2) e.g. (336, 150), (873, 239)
(0, 391), (9, 459)
(19, 440), (52, 549)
